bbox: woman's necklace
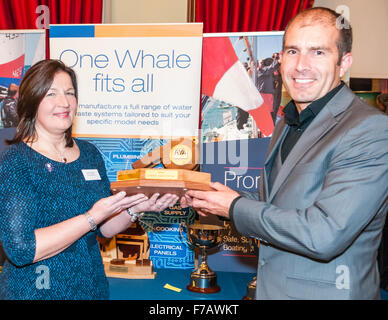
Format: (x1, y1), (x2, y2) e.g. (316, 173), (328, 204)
(58, 150), (67, 163)
(55, 144), (73, 164)
(33, 142), (69, 163)
(27, 137), (76, 165)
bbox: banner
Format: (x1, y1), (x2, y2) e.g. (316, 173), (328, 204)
(50, 24), (202, 140)
(0, 30), (45, 152)
(50, 24), (203, 270)
(200, 32), (284, 273)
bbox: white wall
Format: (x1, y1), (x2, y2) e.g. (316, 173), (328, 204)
(104, 0), (188, 24)
(314, 0), (388, 79)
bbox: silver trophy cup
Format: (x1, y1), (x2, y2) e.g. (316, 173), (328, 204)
(180, 223), (225, 293)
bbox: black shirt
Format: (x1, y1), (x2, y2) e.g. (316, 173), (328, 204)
(281, 81), (345, 162)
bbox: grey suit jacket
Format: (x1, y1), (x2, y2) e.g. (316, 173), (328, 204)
(232, 85), (388, 299)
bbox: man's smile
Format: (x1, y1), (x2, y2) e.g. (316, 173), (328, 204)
(294, 78), (315, 84)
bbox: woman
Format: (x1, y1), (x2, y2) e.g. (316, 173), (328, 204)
(0, 59), (178, 299)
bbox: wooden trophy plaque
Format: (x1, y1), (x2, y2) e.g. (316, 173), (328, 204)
(111, 138), (212, 197)
(111, 168), (212, 197)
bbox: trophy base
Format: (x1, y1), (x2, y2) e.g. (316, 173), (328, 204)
(111, 181), (211, 197)
(187, 284), (220, 294)
(111, 168), (212, 197)
(103, 258), (156, 279)
(186, 271), (220, 294)
(242, 277), (256, 300)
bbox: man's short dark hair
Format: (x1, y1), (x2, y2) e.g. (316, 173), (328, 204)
(262, 58), (273, 67)
(283, 7), (352, 65)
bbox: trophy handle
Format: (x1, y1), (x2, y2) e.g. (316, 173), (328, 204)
(179, 222), (194, 249)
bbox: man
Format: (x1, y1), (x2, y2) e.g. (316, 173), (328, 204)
(271, 52), (282, 123)
(181, 7), (388, 299)
(256, 56), (281, 125)
(1, 83), (18, 128)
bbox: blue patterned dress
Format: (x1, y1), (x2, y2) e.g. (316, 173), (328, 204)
(0, 139), (111, 299)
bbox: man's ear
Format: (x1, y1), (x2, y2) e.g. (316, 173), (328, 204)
(279, 51), (284, 74)
(279, 51), (283, 64)
(340, 52), (353, 78)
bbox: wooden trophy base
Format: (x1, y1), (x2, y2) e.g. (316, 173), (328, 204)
(103, 258), (156, 279)
(111, 168), (212, 197)
(187, 284), (220, 294)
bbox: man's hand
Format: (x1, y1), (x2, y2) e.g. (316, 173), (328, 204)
(180, 182), (240, 219)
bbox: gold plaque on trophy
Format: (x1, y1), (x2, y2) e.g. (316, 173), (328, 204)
(111, 168), (212, 197)
(132, 138), (199, 170)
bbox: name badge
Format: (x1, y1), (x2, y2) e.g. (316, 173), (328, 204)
(82, 169), (101, 181)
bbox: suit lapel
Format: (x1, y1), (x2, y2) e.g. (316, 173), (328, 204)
(264, 119), (288, 168)
(267, 85), (356, 202)
(261, 119), (288, 200)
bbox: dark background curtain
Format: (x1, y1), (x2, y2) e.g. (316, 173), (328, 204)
(195, 0), (314, 33)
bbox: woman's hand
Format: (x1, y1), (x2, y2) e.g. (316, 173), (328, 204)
(89, 191), (148, 224)
(130, 193), (179, 213)
(97, 192), (179, 238)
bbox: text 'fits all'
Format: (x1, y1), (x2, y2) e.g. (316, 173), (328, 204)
(92, 73), (154, 93)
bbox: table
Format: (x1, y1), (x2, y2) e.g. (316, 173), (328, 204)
(108, 268), (255, 300)
(108, 268), (388, 300)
